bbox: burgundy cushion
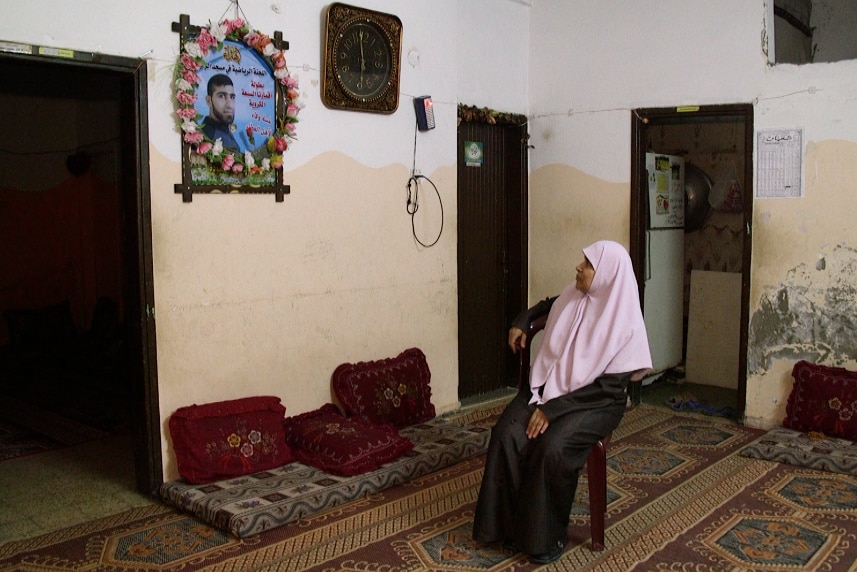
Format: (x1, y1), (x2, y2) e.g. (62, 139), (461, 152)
(283, 404), (413, 476)
(332, 347), (436, 428)
(168, 396), (293, 484)
(784, 360), (857, 440)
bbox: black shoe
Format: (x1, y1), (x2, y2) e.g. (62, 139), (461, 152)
(530, 540), (565, 564)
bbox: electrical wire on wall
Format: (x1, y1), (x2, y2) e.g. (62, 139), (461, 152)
(407, 119), (443, 248)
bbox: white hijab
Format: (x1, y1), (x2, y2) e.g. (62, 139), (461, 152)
(529, 241), (652, 405)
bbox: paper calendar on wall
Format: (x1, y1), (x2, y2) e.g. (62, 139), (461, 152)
(756, 128), (803, 198)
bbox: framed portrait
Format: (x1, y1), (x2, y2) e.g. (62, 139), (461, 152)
(172, 14), (300, 202)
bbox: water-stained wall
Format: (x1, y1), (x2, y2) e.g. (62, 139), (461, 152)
(749, 244), (857, 373)
(745, 139), (857, 427)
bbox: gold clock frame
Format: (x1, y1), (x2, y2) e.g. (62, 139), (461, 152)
(321, 3), (402, 114)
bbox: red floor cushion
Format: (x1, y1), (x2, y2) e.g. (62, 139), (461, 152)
(283, 404), (413, 476)
(332, 347), (436, 428)
(784, 360), (857, 440)
(169, 395), (293, 484)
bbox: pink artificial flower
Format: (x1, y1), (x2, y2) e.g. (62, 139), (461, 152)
(287, 103), (300, 117)
(285, 122), (296, 134)
(270, 155), (283, 169)
(180, 53), (201, 71)
(176, 91), (197, 106)
(184, 131), (204, 144)
(255, 34), (272, 52)
(196, 141), (213, 154)
(181, 69), (201, 84)
(283, 75), (299, 89)
(176, 107), (196, 120)
(244, 31), (261, 47)
(271, 137), (288, 152)
(271, 52), (287, 69)
(232, 163), (244, 174)
(196, 28), (217, 52)
(225, 19), (245, 35)
(246, 31), (271, 52)
(222, 155), (235, 170)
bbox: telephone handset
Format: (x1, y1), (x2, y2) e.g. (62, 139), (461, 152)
(414, 96), (435, 131)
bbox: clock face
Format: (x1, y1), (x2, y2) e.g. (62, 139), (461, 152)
(321, 3), (402, 114)
(334, 20), (391, 101)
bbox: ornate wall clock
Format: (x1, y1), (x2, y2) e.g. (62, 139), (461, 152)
(322, 3), (402, 114)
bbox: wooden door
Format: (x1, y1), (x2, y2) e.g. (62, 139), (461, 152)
(0, 52), (160, 493)
(457, 118), (528, 399)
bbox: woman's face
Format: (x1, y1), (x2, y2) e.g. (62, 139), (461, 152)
(575, 257), (595, 293)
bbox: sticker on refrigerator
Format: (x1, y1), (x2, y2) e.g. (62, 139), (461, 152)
(646, 153), (684, 229)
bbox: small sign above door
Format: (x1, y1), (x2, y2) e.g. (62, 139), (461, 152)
(464, 141), (483, 167)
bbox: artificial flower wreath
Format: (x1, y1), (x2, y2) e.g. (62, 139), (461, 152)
(174, 18), (301, 181)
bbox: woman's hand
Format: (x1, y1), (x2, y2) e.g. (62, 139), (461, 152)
(526, 408), (549, 438)
(508, 327), (527, 353)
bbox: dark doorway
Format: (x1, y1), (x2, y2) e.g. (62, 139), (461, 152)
(630, 104), (753, 418)
(457, 112), (528, 400)
(0, 49), (161, 493)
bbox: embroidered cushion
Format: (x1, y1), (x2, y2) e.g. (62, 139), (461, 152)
(168, 396), (293, 484)
(283, 404), (413, 476)
(783, 360), (857, 440)
(332, 347), (436, 428)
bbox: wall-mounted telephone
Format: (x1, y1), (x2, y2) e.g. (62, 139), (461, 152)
(414, 96), (435, 131)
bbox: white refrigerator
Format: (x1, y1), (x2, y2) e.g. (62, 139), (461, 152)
(643, 153), (685, 384)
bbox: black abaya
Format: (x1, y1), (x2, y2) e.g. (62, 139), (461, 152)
(472, 372), (629, 555)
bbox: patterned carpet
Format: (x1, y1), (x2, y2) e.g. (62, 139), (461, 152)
(3, 404), (857, 571)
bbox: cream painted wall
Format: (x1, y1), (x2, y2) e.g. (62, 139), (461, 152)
(527, 0), (857, 429)
(1, 0), (530, 481)
(7, 0), (855, 479)
(528, 165), (629, 299)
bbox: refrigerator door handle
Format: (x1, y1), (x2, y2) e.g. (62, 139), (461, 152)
(645, 230), (652, 281)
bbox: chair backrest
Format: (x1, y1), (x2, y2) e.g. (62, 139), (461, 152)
(518, 313), (548, 392)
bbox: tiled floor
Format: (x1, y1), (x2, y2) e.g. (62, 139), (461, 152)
(640, 373), (739, 416)
(0, 433), (155, 544)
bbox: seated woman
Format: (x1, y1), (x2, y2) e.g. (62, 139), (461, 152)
(472, 240), (652, 564)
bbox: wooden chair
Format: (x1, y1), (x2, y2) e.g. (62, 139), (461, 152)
(518, 314), (610, 551)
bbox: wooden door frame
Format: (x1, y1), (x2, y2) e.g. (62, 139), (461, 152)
(0, 47), (162, 493)
(630, 104), (753, 418)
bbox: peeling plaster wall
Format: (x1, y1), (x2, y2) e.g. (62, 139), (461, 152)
(527, 1), (857, 430)
(749, 243), (857, 373)
(746, 140), (857, 427)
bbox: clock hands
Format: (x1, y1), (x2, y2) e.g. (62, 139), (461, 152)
(359, 30), (366, 71)
(358, 29), (366, 89)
